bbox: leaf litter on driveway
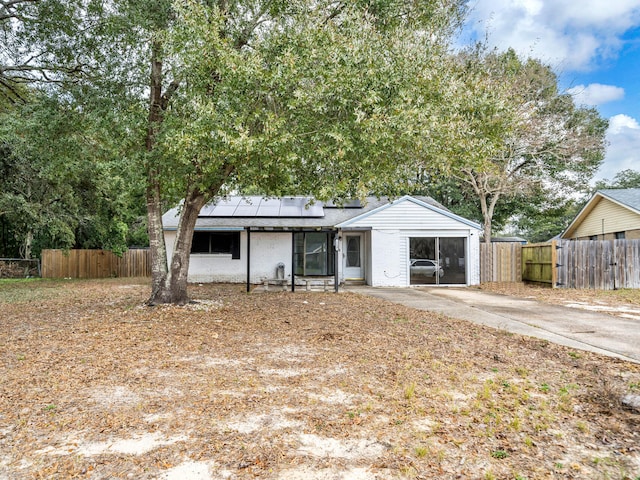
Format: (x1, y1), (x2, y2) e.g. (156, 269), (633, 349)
(1, 279), (639, 479)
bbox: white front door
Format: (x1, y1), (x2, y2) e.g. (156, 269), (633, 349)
(344, 233), (364, 280)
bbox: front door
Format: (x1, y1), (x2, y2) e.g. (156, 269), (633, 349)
(344, 233), (364, 280)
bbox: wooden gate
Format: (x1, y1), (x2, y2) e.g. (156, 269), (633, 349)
(556, 239), (640, 289)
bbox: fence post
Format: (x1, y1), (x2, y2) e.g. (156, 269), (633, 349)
(551, 240), (558, 288)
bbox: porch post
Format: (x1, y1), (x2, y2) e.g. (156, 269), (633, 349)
(246, 228), (251, 293)
(334, 230), (339, 292)
(291, 231), (295, 292)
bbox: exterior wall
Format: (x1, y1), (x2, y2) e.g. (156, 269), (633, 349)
(165, 230), (293, 284)
(369, 229), (403, 286)
(628, 229), (640, 240)
(572, 198), (640, 238)
(346, 200), (481, 287)
(467, 232), (481, 285)
(365, 228), (481, 287)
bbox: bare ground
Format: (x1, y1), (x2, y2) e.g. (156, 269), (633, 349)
(477, 282), (640, 320)
(1, 279), (639, 480)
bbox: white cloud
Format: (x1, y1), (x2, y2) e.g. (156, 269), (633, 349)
(463, 0), (640, 71)
(566, 84), (625, 106)
(595, 114), (640, 180)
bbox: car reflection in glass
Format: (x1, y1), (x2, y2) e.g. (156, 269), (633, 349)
(410, 259), (444, 278)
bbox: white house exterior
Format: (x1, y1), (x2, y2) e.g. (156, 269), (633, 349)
(162, 195), (482, 288)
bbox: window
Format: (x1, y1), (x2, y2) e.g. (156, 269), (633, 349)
(615, 231), (626, 240)
(294, 232), (335, 276)
(191, 231), (240, 259)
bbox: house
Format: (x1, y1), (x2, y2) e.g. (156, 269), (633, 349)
(162, 195), (482, 289)
(561, 188), (640, 240)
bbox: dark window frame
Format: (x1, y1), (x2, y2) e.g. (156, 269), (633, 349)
(293, 231), (336, 276)
(191, 231), (240, 259)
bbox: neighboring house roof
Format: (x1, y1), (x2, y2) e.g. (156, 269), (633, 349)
(561, 188), (640, 239)
(162, 195), (478, 231)
(599, 188), (640, 213)
(489, 236), (528, 243)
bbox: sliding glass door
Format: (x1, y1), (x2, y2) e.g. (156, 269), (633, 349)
(409, 237), (466, 285)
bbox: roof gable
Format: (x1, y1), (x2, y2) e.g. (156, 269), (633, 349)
(562, 188), (640, 238)
(336, 195), (481, 230)
(599, 188), (640, 213)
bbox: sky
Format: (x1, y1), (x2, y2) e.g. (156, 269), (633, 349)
(459, 0), (640, 182)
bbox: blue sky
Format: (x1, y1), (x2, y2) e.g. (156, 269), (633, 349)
(460, 0), (640, 181)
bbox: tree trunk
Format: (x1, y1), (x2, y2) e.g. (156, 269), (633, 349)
(478, 193), (492, 244)
(159, 191), (207, 304)
(20, 230), (33, 259)
(145, 40), (170, 304)
(146, 174), (168, 303)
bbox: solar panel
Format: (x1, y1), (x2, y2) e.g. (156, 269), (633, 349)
(210, 206), (236, 216)
(256, 206), (281, 216)
(199, 197), (327, 217)
(234, 205), (260, 216)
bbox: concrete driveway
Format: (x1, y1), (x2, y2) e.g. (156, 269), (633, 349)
(347, 286), (640, 363)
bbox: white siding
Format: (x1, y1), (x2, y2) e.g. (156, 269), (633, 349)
(368, 230), (402, 286)
(346, 200), (472, 230)
(467, 232), (480, 285)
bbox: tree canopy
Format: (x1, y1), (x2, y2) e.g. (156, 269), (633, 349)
(2, 1), (611, 302)
(0, 92), (147, 258)
(416, 48), (608, 243)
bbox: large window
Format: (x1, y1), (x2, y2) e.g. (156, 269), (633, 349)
(191, 231), (240, 259)
(294, 232), (335, 276)
(410, 237), (466, 285)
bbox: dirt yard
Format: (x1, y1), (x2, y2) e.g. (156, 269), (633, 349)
(477, 282), (640, 320)
(1, 279), (639, 479)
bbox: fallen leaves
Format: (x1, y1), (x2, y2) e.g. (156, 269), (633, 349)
(0, 279), (639, 479)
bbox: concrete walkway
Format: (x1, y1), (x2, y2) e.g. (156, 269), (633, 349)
(346, 286), (640, 363)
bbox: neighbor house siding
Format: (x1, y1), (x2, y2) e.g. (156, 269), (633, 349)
(573, 199), (640, 239)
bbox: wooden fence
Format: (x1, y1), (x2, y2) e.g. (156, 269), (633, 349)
(522, 241), (557, 286)
(555, 239), (640, 289)
(41, 249), (151, 279)
(479, 242), (522, 283)
(481, 239), (640, 289)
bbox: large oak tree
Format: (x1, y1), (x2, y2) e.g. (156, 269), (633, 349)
(11, 0), (466, 303)
(422, 48), (608, 243)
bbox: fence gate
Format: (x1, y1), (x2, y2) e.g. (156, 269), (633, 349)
(556, 239), (640, 289)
